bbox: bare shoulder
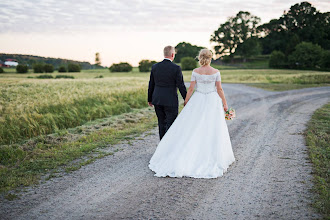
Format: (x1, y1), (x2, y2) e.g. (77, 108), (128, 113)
(193, 67), (200, 72)
(210, 67), (220, 73)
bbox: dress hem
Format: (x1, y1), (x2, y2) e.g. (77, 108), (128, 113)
(148, 159), (235, 179)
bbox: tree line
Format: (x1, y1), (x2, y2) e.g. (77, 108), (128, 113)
(0, 53), (100, 70)
(210, 2), (329, 70)
(111, 2), (329, 72)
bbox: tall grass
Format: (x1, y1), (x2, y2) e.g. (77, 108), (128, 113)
(0, 77), (149, 145)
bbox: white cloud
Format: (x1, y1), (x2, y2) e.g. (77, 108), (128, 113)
(1, 0), (329, 34)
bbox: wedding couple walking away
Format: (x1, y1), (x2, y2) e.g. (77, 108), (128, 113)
(148, 46), (235, 178)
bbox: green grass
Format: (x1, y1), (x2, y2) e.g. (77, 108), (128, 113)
(247, 83), (328, 91)
(0, 108), (157, 194)
(305, 103), (330, 218)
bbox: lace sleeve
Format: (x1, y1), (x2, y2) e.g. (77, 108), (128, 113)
(216, 72), (221, 82)
(191, 71), (196, 82)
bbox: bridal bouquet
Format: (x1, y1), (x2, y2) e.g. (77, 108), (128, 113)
(225, 108), (236, 120)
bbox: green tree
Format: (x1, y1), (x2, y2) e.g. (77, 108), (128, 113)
(285, 34), (300, 56)
(174, 42), (204, 63)
(68, 63), (81, 72)
(58, 66), (67, 72)
(0, 67), (4, 73)
(269, 51), (286, 68)
(95, 52), (101, 66)
(320, 50), (330, 69)
(211, 11), (261, 59)
(16, 64), (28, 73)
(109, 62), (133, 72)
(33, 63), (44, 73)
(288, 42), (323, 69)
(181, 57), (197, 70)
(235, 37), (262, 62)
(258, 2), (330, 54)
(138, 60), (157, 72)
(44, 64), (54, 73)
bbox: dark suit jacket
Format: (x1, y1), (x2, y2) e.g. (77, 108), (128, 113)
(148, 59), (187, 107)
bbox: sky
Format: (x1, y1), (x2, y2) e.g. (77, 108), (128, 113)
(0, 0), (329, 66)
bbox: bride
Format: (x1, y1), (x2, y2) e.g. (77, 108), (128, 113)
(148, 49), (235, 178)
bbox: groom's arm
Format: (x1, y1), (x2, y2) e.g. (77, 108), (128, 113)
(148, 67), (155, 105)
(176, 66), (187, 100)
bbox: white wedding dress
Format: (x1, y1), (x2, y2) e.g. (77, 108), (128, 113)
(148, 71), (235, 178)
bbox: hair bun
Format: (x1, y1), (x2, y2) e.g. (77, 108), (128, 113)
(198, 49), (213, 66)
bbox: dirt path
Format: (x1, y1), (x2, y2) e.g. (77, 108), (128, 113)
(1, 85), (329, 220)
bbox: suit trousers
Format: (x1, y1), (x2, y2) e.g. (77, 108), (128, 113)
(154, 105), (178, 140)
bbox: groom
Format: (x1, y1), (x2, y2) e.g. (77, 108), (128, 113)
(148, 46), (187, 140)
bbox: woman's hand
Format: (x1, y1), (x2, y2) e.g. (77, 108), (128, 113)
(223, 104), (228, 112)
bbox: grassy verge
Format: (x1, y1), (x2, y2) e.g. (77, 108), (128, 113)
(305, 103), (330, 218)
(0, 108), (157, 195)
(247, 83), (329, 91)
(184, 69), (329, 91)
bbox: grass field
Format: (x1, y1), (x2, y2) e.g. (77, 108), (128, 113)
(305, 103), (330, 218)
(1, 68), (329, 145)
(0, 67), (329, 195)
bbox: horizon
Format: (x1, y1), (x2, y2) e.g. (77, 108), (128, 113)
(1, 0), (329, 67)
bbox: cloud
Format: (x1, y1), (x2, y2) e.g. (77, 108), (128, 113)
(0, 0), (329, 34)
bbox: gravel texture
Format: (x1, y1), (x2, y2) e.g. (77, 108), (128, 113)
(1, 84), (329, 220)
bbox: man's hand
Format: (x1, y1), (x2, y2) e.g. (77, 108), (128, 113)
(184, 100), (188, 106)
(148, 102), (153, 107)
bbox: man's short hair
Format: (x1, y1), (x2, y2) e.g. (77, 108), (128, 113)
(164, 46), (175, 57)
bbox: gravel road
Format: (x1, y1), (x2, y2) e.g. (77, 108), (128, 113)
(1, 84), (329, 220)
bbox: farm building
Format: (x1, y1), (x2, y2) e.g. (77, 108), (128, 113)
(2, 59), (19, 67)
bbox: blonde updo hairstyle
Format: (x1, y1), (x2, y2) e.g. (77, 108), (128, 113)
(198, 49), (213, 66)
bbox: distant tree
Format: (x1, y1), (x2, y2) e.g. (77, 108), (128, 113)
(211, 11), (261, 59)
(258, 2), (330, 54)
(16, 64), (29, 73)
(181, 57), (197, 70)
(0, 67), (4, 73)
(269, 51), (286, 68)
(58, 66), (67, 72)
(285, 34), (301, 56)
(320, 50), (330, 69)
(138, 60), (157, 72)
(68, 63), (81, 72)
(234, 37), (262, 62)
(0, 53), (96, 70)
(174, 42), (204, 63)
(33, 63), (44, 73)
(109, 62), (133, 72)
(95, 52), (101, 66)
(44, 64), (54, 73)
(288, 42), (323, 69)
